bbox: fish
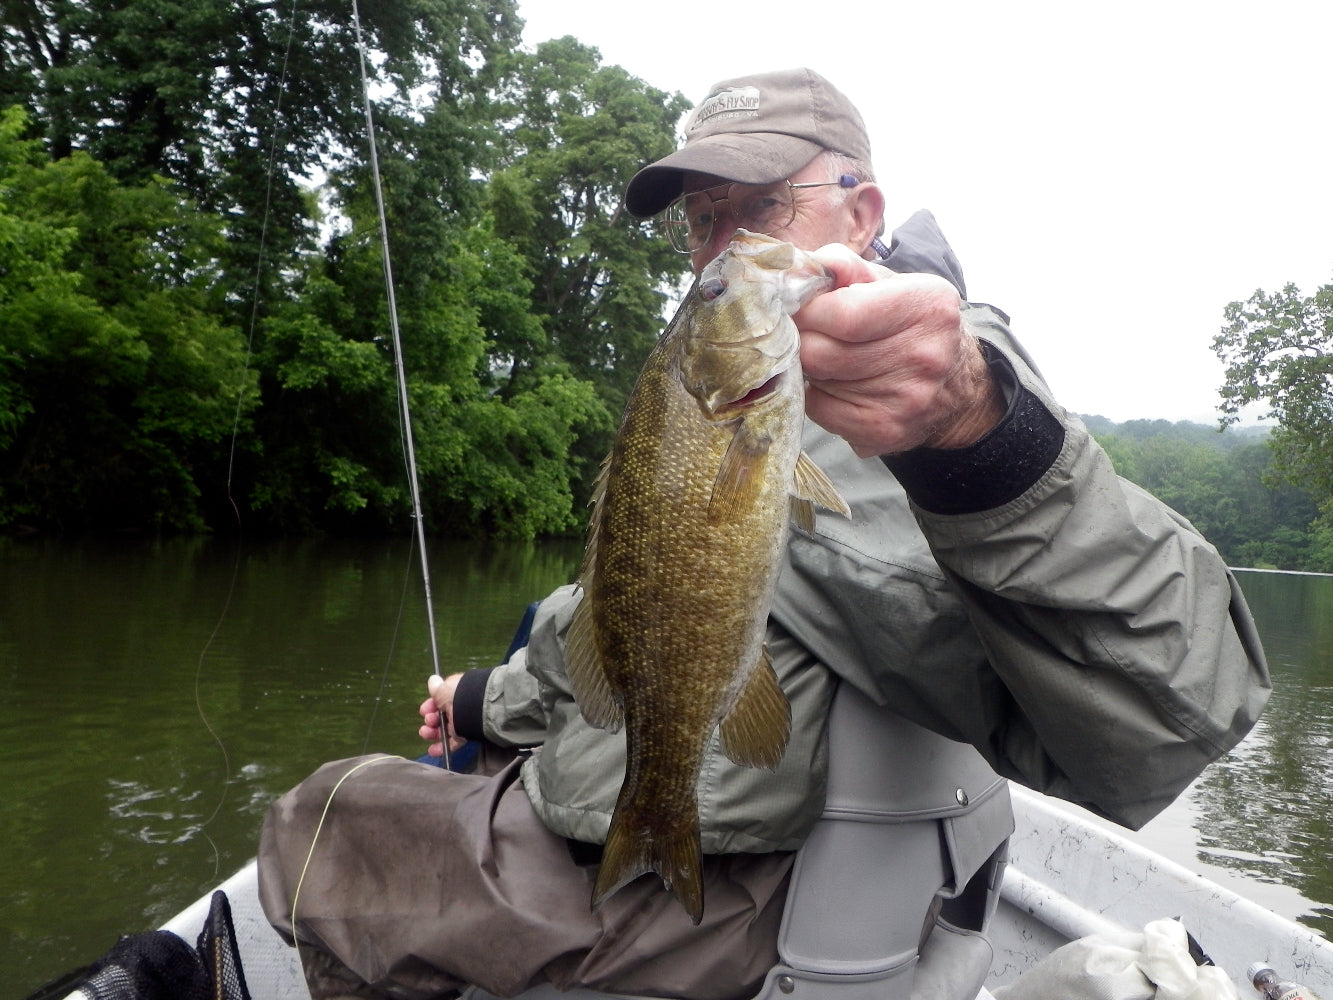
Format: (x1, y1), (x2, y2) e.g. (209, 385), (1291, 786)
(564, 230), (851, 923)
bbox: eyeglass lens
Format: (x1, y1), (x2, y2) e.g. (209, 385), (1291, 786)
(662, 181), (797, 254)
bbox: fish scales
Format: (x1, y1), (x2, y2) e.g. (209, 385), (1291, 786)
(566, 231), (850, 924)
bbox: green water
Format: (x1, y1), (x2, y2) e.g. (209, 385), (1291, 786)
(1191, 570), (1333, 916)
(0, 535), (582, 994)
(2, 540), (1330, 993)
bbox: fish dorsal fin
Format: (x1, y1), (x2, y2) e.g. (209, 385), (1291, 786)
(565, 592), (624, 732)
(578, 454), (610, 579)
(718, 646), (791, 769)
(565, 452), (622, 731)
(708, 423), (771, 524)
(792, 451), (851, 520)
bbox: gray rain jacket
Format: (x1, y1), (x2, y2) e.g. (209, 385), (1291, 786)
(451, 210), (1270, 849)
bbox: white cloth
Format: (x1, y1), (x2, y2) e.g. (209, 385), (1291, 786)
(994, 918), (1241, 1000)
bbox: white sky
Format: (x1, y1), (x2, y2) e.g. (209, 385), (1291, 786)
(518, 0), (1332, 425)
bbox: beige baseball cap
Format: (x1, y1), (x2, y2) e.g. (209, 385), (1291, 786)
(623, 68), (873, 219)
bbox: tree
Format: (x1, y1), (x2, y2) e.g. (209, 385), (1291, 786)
(0, 108), (256, 531)
(1092, 419), (1324, 571)
(1215, 279), (1333, 570)
(1, 4), (693, 538)
(484, 38), (692, 505)
(1215, 280), (1333, 495)
(1, 0), (524, 308)
(241, 219), (610, 539)
(490, 38), (692, 406)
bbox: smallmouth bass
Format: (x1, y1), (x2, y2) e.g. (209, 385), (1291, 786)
(566, 231), (850, 923)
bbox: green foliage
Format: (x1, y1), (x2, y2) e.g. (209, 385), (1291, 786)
(1214, 279), (1333, 500)
(1091, 420), (1324, 571)
(0, 108), (255, 531)
(422, 374), (611, 539)
(1310, 505), (1333, 573)
(2, 0), (525, 304)
(1211, 277), (1333, 571)
(491, 39), (692, 407)
(1, 3), (689, 539)
(486, 38), (692, 503)
(1083, 415), (1270, 451)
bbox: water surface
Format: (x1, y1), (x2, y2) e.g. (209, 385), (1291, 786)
(1, 535), (581, 993)
(2, 540), (1330, 993)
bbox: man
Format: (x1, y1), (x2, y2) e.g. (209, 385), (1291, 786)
(259, 68), (1269, 1000)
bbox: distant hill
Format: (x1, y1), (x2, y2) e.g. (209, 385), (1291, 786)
(1078, 416), (1271, 451)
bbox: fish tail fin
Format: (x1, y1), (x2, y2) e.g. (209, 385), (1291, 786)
(593, 809), (704, 925)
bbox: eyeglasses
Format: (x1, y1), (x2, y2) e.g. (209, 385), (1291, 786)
(660, 174), (862, 254)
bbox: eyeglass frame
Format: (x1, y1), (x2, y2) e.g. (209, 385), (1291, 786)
(659, 174), (863, 254)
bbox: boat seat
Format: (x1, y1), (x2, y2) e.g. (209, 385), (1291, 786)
(465, 682), (1013, 1000)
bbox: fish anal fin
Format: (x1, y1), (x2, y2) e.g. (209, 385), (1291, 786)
(718, 647), (791, 769)
(593, 808), (704, 925)
(708, 424), (770, 524)
(792, 451), (851, 519)
(790, 497), (815, 534)
(565, 595), (623, 732)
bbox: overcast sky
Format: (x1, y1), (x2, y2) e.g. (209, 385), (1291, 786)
(516, 1), (1332, 425)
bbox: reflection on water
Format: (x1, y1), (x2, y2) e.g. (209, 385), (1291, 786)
(3, 542), (1331, 992)
(1184, 571), (1333, 932)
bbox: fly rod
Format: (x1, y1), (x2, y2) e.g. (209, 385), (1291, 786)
(350, 0), (448, 766)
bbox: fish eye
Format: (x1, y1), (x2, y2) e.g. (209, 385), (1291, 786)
(699, 276), (727, 301)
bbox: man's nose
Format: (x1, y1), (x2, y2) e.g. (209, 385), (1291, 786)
(692, 222), (740, 274)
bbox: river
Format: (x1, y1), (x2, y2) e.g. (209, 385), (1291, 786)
(3, 537), (1331, 994)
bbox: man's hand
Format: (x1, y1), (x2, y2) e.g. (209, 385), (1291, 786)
(418, 673), (467, 757)
(796, 245), (1005, 457)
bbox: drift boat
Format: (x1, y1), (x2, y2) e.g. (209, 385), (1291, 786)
(117, 682), (1333, 1000)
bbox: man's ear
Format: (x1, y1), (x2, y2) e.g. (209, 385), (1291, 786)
(849, 183), (886, 257)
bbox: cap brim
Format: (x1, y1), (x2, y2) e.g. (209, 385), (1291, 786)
(623, 133), (824, 218)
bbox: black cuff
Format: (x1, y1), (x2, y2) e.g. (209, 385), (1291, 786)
(881, 343), (1065, 515)
(451, 667), (494, 742)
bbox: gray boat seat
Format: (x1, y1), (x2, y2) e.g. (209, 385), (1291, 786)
(464, 682), (1013, 1000)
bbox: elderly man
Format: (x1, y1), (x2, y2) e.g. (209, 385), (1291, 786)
(259, 68), (1268, 1000)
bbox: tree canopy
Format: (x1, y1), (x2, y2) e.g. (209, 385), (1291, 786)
(1, 1), (692, 537)
(1092, 422), (1324, 571)
(7, 0), (1327, 559)
(1214, 278), (1333, 569)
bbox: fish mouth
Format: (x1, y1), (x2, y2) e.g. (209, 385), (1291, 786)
(716, 371), (784, 413)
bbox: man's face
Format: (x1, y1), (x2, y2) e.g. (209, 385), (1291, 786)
(681, 158), (863, 274)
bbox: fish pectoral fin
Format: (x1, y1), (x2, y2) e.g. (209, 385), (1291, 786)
(718, 647), (791, 769)
(708, 423), (771, 524)
(565, 594), (624, 732)
(792, 451), (851, 519)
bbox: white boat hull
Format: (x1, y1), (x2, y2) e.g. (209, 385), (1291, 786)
(142, 783), (1332, 1000)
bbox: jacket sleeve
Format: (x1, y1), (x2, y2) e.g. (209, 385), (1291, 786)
(773, 303), (1270, 830)
(476, 650), (549, 747)
(455, 604), (567, 748)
